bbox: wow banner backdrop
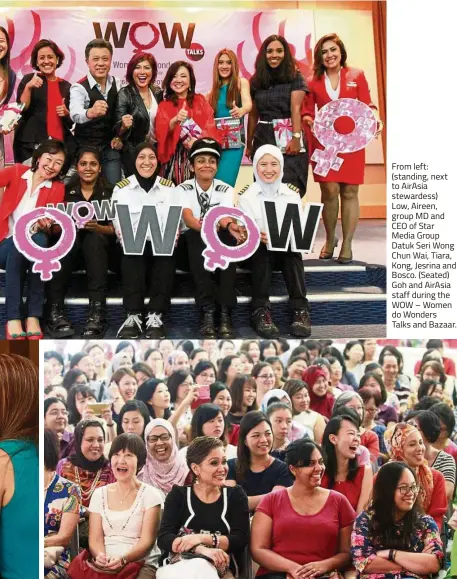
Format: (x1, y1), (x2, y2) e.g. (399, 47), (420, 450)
(0, 7), (383, 164)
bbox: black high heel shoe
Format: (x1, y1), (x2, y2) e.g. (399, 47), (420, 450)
(319, 237), (339, 260)
(337, 250), (353, 264)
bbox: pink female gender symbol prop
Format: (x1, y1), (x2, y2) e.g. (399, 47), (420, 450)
(201, 206), (260, 272)
(13, 207), (76, 281)
(72, 201), (95, 228)
(311, 98), (377, 177)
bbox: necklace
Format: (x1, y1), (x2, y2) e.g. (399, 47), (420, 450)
(116, 482), (135, 504)
(103, 484), (144, 531)
(74, 466), (102, 502)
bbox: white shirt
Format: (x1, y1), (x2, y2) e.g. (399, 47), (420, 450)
(237, 181), (302, 233)
(7, 169), (52, 238)
(111, 175), (183, 241)
(178, 177), (234, 231)
(70, 72), (122, 124)
(89, 483), (162, 563)
(324, 70), (341, 101)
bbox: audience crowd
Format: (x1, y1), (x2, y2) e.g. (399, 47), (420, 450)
(43, 338), (457, 579)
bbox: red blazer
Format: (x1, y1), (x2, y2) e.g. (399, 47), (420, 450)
(0, 164), (65, 242)
(155, 93), (220, 164)
(302, 67), (375, 184)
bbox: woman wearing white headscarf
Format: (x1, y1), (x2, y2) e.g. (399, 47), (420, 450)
(238, 144), (311, 339)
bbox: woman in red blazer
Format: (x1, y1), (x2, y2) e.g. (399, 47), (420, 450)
(155, 60), (220, 184)
(302, 33), (382, 263)
(0, 139), (66, 339)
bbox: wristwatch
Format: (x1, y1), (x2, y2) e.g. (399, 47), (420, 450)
(292, 132), (301, 139)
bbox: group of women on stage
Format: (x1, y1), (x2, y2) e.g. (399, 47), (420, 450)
(0, 28), (382, 340)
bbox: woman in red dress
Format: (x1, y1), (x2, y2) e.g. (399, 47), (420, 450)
(302, 33), (382, 263)
(155, 60), (219, 184)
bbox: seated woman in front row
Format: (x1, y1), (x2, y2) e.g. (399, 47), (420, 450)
(157, 436), (250, 579)
(351, 461), (443, 579)
(112, 141), (181, 340)
(251, 438), (355, 578)
(68, 433), (162, 579)
(237, 144), (311, 339)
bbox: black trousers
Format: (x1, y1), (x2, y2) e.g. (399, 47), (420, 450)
(47, 231), (116, 304)
(184, 229), (237, 308)
(121, 241), (179, 313)
(250, 244), (308, 310)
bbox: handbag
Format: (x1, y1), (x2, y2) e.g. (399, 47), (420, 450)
(166, 528), (229, 578)
(68, 549), (144, 579)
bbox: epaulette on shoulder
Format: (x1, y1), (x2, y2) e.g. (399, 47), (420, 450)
(238, 184), (250, 196)
(215, 184), (229, 193)
(180, 183), (194, 190)
(116, 178), (130, 189)
(159, 177), (174, 187)
(287, 183), (300, 193)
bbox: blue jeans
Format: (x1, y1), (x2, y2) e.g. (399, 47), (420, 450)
(0, 232), (48, 320)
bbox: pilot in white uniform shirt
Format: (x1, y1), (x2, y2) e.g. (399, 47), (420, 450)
(112, 174), (183, 241)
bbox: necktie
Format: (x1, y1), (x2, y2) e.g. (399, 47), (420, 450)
(199, 190), (210, 216)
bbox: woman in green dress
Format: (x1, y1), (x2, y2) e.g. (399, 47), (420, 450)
(207, 49), (252, 187)
(0, 353), (39, 579)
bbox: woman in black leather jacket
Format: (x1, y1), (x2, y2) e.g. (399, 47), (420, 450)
(114, 52), (163, 176)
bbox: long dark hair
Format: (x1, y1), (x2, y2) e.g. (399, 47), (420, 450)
(369, 462), (424, 548)
(235, 411), (272, 483)
(322, 414), (359, 487)
(251, 35), (298, 90)
(135, 378), (171, 419)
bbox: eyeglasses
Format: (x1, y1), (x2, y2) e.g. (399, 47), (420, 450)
(48, 409), (68, 417)
(258, 374), (275, 380)
(200, 373), (215, 379)
(147, 433), (172, 443)
(396, 484), (420, 496)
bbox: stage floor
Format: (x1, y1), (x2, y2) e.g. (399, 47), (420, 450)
(308, 219), (386, 265)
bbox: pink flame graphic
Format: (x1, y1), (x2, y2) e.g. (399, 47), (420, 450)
(237, 12), (313, 80)
(7, 11), (76, 83)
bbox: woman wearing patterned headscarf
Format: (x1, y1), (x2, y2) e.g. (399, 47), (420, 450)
(139, 418), (189, 497)
(384, 423), (447, 529)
